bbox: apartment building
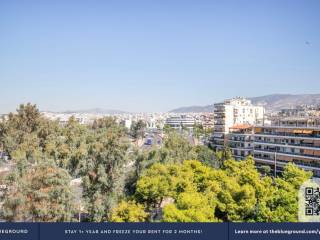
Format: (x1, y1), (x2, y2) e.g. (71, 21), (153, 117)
(216, 117), (320, 176)
(212, 97), (264, 150)
(165, 115), (195, 130)
(200, 113), (214, 129)
(253, 117), (320, 176)
(227, 124), (254, 160)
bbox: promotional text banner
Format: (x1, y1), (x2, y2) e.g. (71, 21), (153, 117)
(2, 223), (320, 240)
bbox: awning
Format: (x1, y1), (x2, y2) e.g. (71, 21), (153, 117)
(293, 129), (304, 134)
(255, 127), (262, 133)
(303, 130), (313, 134)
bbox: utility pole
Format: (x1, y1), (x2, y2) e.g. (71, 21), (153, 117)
(274, 151), (277, 178)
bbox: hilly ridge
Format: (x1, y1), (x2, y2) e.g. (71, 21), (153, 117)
(170, 94), (320, 113)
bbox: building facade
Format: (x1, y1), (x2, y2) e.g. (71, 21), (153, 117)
(227, 124), (254, 160)
(215, 117), (320, 177)
(253, 118), (320, 176)
(165, 115), (195, 130)
(212, 97), (264, 150)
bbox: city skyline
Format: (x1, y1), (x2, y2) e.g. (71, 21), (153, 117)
(1, 0), (320, 113)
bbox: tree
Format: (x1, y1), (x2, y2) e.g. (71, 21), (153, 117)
(131, 158), (311, 222)
(0, 104), (140, 222)
(254, 163), (312, 222)
(214, 147), (233, 168)
(281, 162), (312, 190)
(260, 165), (271, 176)
(158, 132), (196, 164)
(163, 192), (217, 222)
(163, 124), (173, 134)
(130, 120), (146, 140)
(92, 117), (120, 130)
(81, 122), (130, 222)
(1, 162), (76, 222)
(0, 103), (45, 162)
(194, 145), (214, 167)
(110, 201), (148, 222)
(192, 124), (204, 139)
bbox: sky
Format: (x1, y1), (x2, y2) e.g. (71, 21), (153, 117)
(0, 0), (319, 113)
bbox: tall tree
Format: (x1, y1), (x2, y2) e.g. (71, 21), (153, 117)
(158, 132), (196, 164)
(0, 103), (44, 160)
(130, 120), (146, 140)
(1, 162), (76, 222)
(193, 145), (214, 167)
(81, 121), (129, 222)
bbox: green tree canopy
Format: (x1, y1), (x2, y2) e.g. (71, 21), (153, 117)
(130, 120), (146, 140)
(1, 162), (76, 222)
(110, 201), (148, 222)
(81, 122), (129, 222)
(158, 132), (196, 164)
(128, 158), (311, 222)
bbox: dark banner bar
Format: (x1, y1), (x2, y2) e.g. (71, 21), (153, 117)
(2, 223), (320, 240)
(230, 223), (320, 240)
(40, 223), (227, 240)
(0, 223), (38, 240)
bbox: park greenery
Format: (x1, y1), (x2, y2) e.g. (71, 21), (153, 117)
(0, 103), (312, 222)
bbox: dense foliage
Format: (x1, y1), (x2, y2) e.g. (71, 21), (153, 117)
(1, 162), (76, 222)
(0, 104), (129, 222)
(110, 201), (149, 222)
(0, 103), (312, 222)
(125, 158), (311, 222)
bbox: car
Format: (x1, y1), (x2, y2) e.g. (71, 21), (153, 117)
(145, 138), (153, 145)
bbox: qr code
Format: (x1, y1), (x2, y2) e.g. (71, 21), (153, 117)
(305, 187), (320, 216)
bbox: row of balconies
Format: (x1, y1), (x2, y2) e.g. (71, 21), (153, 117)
(211, 141), (320, 175)
(254, 139), (320, 149)
(253, 154), (320, 170)
(256, 131), (320, 139)
(253, 146), (320, 159)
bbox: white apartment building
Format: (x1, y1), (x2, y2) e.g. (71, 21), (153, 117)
(165, 115), (195, 130)
(214, 97), (265, 133)
(212, 97), (264, 150)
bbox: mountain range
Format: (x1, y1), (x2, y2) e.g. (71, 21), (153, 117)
(46, 94), (320, 114)
(169, 94), (320, 113)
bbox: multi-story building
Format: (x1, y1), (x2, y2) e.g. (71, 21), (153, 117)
(253, 117), (320, 176)
(212, 97), (264, 150)
(217, 117), (320, 177)
(199, 113), (214, 129)
(226, 124), (254, 160)
(275, 105), (320, 119)
(165, 115), (195, 130)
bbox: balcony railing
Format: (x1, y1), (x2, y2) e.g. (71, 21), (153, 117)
(253, 140), (320, 149)
(253, 148), (320, 159)
(255, 132), (320, 139)
(253, 155), (320, 170)
(254, 155), (320, 170)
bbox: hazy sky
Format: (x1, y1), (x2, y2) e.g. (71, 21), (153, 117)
(0, 0), (319, 113)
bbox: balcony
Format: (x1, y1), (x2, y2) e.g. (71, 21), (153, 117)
(253, 140), (320, 149)
(214, 114), (225, 118)
(254, 132), (320, 139)
(214, 122), (225, 126)
(254, 155), (320, 171)
(253, 148), (320, 159)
